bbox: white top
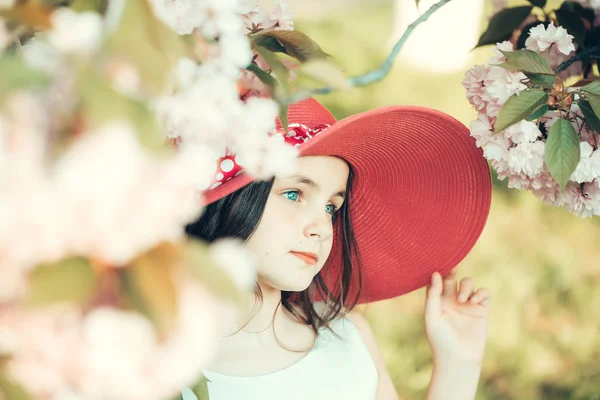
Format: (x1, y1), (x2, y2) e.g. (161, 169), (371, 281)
(182, 308), (378, 400)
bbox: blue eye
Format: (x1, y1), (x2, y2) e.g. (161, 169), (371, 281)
(283, 190), (300, 202)
(282, 190), (338, 216)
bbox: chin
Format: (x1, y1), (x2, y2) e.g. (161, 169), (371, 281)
(277, 277), (314, 292)
(283, 283), (311, 292)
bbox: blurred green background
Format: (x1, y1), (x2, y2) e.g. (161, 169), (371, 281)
(282, 0), (600, 398)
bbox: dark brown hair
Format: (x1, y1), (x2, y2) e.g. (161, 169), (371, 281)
(185, 164), (362, 351)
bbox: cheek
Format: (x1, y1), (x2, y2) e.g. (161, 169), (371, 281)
(323, 236), (334, 257)
(247, 201), (297, 256)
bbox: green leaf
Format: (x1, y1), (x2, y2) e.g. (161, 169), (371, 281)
(494, 89), (548, 133)
(476, 6), (533, 47)
(297, 59), (350, 91)
(579, 100), (600, 134)
(545, 119), (581, 191)
(278, 101), (290, 133)
(0, 374), (33, 400)
(251, 35), (286, 54)
(499, 49), (555, 75)
(580, 80), (600, 95)
(0, 57), (50, 103)
(125, 243), (180, 334)
(188, 375), (211, 400)
(184, 240), (243, 306)
(555, 5), (586, 47)
(106, 0), (187, 95)
(253, 47), (290, 96)
(586, 93), (600, 121)
(526, 104), (549, 121)
(252, 30), (328, 63)
(245, 63), (277, 90)
(69, 0), (108, 13)
(527, 0), (546, 7)
(80, 70), (171, 156)
(26, 257), (97, 307)
(526, 73), (556, 88)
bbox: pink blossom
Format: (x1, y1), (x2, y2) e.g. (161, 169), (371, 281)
(462, 65), (490, 112)
(525, 22), (575, 55)
(469, 113), (494, 147)
(561, 181), (600, 218)
(241, 0), (274, 31)
(570, 142), (600, 183)
(505, 173), (533, 191)
(531, 169), (562, 204)
(485, 100), (503, 119)
(504, 120), (542, 144)
(507, 141), (545, 177)
(485, 66), (527, 105)
(488, 40), (514, 65)
(484, 135), (511, 174)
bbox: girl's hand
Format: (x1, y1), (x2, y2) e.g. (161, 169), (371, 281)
(424, 268), (491, 365)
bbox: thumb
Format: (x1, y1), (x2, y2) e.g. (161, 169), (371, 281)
(425, 271), (443, 320)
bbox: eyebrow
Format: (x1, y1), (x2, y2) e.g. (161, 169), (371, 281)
(288, 174), (346, 199)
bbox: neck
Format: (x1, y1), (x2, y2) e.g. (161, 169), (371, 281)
(234, 279), (285, 334)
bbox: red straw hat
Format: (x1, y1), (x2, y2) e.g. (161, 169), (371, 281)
(201, 97), (492, 304)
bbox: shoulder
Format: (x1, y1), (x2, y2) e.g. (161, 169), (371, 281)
(346, 309), (380, 354)
(347, 309), (399, 400)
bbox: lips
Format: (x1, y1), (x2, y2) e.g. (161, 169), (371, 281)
(290, 251), (318, 265)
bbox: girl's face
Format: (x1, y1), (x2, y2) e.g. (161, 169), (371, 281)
(246, 156), (349, 292)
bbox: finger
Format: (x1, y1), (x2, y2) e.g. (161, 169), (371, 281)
(425, 272), (443, 317)
(457, 277), (475, 303)
(468, 288), (491, 305)
(426, 272), (443, 299)
(441, 268), (458, 297)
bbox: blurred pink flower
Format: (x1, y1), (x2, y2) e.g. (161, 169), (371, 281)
(270, 0), (294, 30)
(0, 18), (8, 52)
(209, 238), (257, 289)
(1, 304), (82, 398)
(1, 279), (228, 400)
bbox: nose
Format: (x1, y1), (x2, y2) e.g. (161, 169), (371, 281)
(303, 209), (333, 241)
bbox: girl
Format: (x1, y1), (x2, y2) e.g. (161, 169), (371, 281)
(184, 97), (493, 400)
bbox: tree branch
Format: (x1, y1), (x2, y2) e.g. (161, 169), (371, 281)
(554, 46), (600, 74)
(282, 0), (453, 104)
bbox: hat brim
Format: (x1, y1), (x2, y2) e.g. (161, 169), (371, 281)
(203, 99), (492, 304)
